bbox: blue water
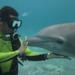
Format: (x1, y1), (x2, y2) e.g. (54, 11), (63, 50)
(0, 0), (75, 75)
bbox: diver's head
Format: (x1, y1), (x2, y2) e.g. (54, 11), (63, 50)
(0, 6), (22, 34)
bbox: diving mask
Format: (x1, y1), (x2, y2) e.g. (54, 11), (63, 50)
(12, 20), (22, 29)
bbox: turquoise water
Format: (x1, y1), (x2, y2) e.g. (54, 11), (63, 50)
(0, 0), (75, 75)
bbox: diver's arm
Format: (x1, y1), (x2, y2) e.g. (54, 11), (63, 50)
(19, 39), (48, 61)
(19, 48), (47, 61)
(21, 48), (71, 61)
(22, 48), (54, 61)
(0, 50), (19, 63)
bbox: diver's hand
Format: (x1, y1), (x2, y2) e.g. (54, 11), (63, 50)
(18, 37), (28, 54)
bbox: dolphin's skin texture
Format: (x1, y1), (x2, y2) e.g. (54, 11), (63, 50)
(28, 23), (75, 57)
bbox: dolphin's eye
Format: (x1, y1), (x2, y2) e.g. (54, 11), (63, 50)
(57, 40), (64, 44)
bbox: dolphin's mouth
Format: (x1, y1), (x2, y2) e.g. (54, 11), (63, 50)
(28, 39), (63, 53)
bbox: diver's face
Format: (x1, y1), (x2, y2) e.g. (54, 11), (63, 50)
(3, 15), (21, 34)
(0, 21), (13, 34)
(3, 15), (17, 34)
(2, 22), (14, 34)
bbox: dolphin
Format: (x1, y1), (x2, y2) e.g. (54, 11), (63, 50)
(27, 23), (75, 57)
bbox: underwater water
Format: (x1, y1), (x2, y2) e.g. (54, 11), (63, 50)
(0, 0), (75, 75)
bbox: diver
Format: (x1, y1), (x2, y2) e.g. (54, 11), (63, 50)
(0, 6), (70, 75)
